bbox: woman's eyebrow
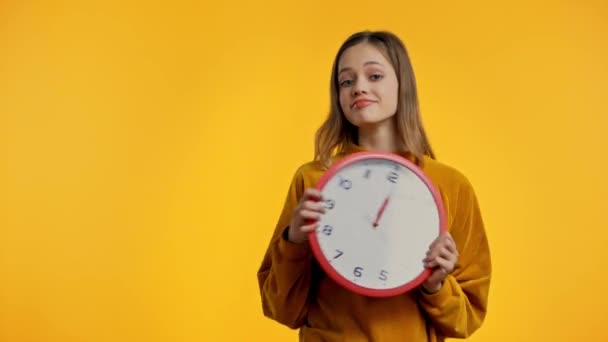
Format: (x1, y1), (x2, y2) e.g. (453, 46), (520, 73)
(338, 61), (384, 75)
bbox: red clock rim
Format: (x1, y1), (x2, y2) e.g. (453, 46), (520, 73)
(307, 151), (448, 298)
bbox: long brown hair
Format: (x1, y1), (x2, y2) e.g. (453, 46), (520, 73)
(314, 30), (435, 168)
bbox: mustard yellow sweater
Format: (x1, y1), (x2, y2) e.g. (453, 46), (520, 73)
(257, 143), (492, 341)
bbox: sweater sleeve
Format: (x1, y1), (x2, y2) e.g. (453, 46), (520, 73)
(418, 175), (492, 338)
(257, 167), (313, 329)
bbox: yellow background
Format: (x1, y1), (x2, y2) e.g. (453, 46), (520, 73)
(1, 0), (607, 341)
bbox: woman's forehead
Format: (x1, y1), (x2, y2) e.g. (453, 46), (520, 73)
(338, 43), (391, 70)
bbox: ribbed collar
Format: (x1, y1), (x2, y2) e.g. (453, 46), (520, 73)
(341, 142), (419, 165)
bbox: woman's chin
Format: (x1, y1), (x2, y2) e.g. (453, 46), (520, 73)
(349, 113), (394, 129)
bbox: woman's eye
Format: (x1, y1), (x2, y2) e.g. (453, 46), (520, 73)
(340, 79), (353, 87)
(370, 74), (384, 81)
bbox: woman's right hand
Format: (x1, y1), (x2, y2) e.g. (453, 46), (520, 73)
(287, 188), (326, 244)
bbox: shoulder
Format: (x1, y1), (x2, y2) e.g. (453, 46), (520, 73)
(420, 157), (483, 232)
(288, 159), (327, 190)
(420, 156), (478, 205)
(294, 159), (324, 176)
(421, 157), (471, 188)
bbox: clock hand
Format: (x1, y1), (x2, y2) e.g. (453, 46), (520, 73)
(372, 178), (399, 228)
(372, 196), (390, 228)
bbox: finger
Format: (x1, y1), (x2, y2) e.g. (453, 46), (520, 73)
(425, 239), (444, 260)
(424, 254), (453, 269)
(299, 209), (322, 221)
(445, 232), (455, 242)
(302, 200), (326, 213)
(424, 250), (436, 262)
(443, 238), (457, 254)
(437, 246), (454, 260)
(302, 188), (323, 201)
(423, 274), (442, 291)
(423, 253), (438, 268)
(439, 232), (452, 245)
(424, 257), (438, 269)
(428, 234), (458, 257)
(425, 249), (438, 263)
(301, 222), (319, 233)
(428, 237), (440, 251)
(445, 233), (457, 247)
(427, 268), (449, 286)
(433, 256), (455, 274)
(443, 236), (460, 259)
(424, 260), (442, 272)
(425, 239), (440, 259)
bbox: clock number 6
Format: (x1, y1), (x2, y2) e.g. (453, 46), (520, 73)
(353, 267), (363, 278)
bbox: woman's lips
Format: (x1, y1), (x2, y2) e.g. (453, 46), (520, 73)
(352, 99), (375, 109)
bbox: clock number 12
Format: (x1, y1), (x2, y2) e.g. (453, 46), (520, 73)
(387, 171), (399, 183)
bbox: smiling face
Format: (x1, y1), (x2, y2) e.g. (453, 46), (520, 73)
(337, 43), (399, 129)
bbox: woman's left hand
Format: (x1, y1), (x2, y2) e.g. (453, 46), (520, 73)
(422, 232), (459, 293)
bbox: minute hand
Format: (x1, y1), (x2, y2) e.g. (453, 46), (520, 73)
(372, 196), (390, 228)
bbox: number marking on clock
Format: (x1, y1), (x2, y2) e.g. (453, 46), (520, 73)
(339, 177), (352, 190)
(387, 171), (399, 183)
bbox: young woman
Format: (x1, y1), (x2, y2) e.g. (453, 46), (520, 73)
(257, 30), (492, 341)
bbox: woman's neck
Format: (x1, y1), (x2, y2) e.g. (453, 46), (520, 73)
(357, 119), (399, 153)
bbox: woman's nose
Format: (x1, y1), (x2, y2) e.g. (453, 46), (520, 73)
(352, 83), (368, 97)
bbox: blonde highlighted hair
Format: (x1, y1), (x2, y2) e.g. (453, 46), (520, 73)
(314, 30), (435, 168)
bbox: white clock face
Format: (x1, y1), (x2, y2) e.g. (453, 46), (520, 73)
(313, 157), (441, 293)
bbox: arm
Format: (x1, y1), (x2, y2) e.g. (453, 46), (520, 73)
(419, 176), (492, 338)
(257, 169), (313, 329)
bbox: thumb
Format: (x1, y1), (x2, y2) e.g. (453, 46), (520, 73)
(424, 269), (442, 288)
